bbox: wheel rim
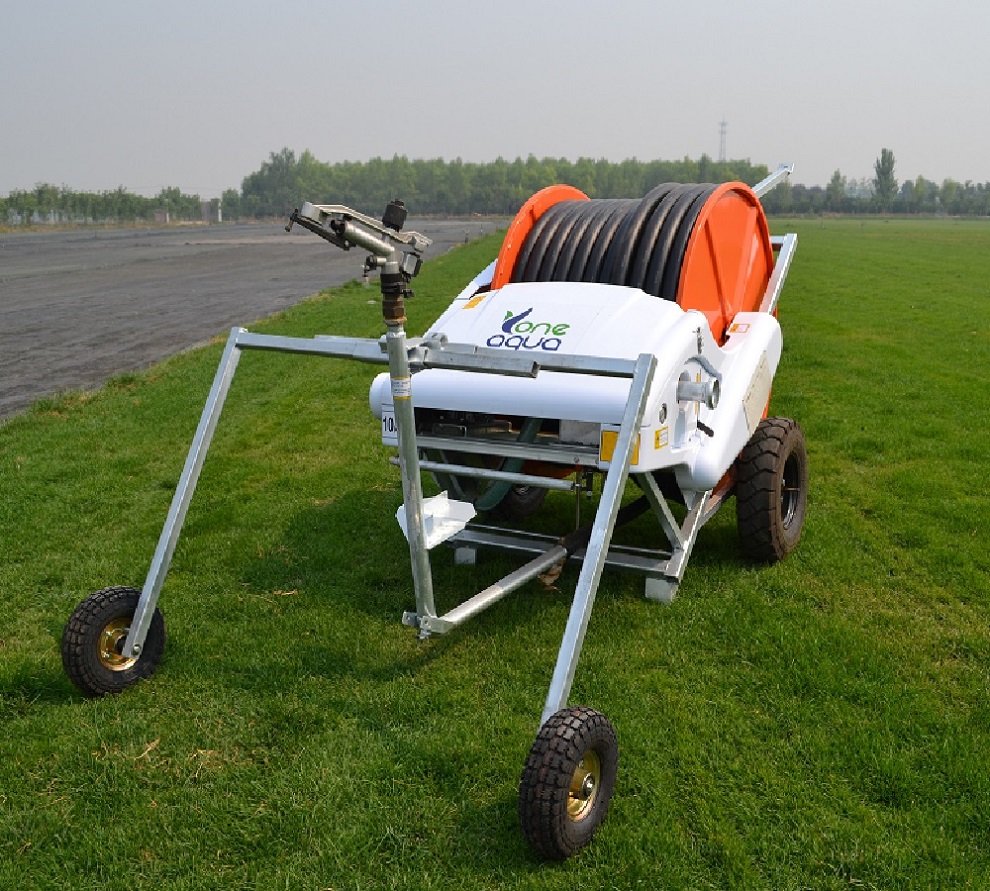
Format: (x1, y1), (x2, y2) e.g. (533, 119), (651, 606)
(567, 750), (601, 821)
(98, 617), (137, 672)
(781, 452), (801, 528)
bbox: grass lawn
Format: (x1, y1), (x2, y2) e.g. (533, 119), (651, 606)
(1, 217), (989, 889)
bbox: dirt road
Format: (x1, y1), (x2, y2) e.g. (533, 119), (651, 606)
(0, 219), (498, 418)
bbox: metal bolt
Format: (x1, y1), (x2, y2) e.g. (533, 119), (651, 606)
(578, 773), (595, 800)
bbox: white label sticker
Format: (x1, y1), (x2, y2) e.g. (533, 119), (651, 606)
(391, 377), (412, 400)
(381, 410), (397, 442)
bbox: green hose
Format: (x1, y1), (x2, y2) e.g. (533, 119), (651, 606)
(475, 417), (542, 512)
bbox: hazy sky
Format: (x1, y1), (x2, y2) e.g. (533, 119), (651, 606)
(3, 1), (988, 197)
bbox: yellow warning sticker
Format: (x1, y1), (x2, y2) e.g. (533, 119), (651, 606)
(655, 427), (669, 450)
(599, 430), (640, 465)
(464, 293), (487, 309)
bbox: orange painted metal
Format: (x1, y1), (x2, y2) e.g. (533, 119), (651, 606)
(491, 184), (589, 289)
(675, 183), (774, 343)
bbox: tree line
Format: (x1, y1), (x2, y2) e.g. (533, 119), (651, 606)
(761, 174), (990, 216)
(762, 148), (990, 216)
(226, 148), (990, 219)
(5, 148), (990, 225)
(222, 149), (771, 219)
(1, 183), (214, 226)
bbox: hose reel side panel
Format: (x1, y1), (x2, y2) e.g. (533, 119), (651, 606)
(675, 183), (774, 343)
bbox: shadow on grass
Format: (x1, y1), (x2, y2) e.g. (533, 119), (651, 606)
(226, 483), (752, 659)
(238, 485), (579, 627)
(0, 659), (78, 710)
(27, 483), (753, 715)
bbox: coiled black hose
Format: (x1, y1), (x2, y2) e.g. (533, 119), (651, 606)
(510, 183), (716, 301)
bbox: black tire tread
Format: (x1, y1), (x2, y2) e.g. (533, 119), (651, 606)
(736, 417), (808, 562)
(61, 586), (166, 697)
(518, 705), (618, 860)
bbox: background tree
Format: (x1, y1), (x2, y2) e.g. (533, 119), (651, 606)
(912, 176), (937, 214)
(873, 148), (897, 213)
(156, 186), (202, 221)
(940, 179), (961, 215)
(220, 188), (241, 221)
(234, 150), (773, 219)
(759, 178), (792, 214)
(825, 170), (847, 212)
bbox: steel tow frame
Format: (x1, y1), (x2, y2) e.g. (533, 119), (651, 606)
(120, 321), (716, 728)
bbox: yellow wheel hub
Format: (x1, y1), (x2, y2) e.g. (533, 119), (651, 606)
(98, 617), (137, 672)
(567, 751), (601, 821)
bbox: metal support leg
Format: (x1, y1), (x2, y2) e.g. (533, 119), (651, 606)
(636, 472), (686, 550)
(385, 321), (437, 630)
(123, 328), (245, 657)
(641, 485), (711, 604)
(646, 490), (710, 602)
(414, 544), (568, 635)
(540, 353), (656, 724)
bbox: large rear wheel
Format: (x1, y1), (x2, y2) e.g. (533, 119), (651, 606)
(736, 417), (808, 562)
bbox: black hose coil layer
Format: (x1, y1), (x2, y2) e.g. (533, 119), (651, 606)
(510, 183), (717, 301)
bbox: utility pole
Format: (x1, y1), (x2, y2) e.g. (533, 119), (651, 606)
(718, 120), (727, 162)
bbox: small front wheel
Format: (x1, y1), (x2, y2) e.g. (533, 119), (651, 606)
(518, 706), (618, 860)
(61, 586), (166, 697)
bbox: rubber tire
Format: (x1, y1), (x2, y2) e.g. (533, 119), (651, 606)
(518, 706), (619, 861)
(61, 586), (166, 697)
(491, 484), (548, 521)
(736, 417), (808, 563)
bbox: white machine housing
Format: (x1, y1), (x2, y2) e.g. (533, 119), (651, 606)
(370, 263), (781, 492)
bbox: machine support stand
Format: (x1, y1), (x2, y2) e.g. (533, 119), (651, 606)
(122, 329), (245, 658)
(540, 353), (657, 724)
(384, 315), (437, 632)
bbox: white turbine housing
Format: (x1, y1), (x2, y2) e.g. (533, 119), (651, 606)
(369, 278), (780, 492)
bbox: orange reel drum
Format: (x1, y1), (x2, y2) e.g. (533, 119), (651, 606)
(491, 184), (588, 290)
(675, 183), (774, 343)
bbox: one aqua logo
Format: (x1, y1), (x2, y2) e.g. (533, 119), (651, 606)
(487, 308), (570, 351)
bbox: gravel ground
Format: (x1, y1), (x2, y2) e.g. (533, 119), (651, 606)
(0, 218), (499, 419)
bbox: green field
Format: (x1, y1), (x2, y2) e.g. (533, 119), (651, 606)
(2, 218), (989, 889)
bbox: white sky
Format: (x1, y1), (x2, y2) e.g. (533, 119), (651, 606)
(3, 0), (988, 197)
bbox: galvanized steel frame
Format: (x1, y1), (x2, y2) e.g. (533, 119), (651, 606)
(119, 325), (715, 724)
